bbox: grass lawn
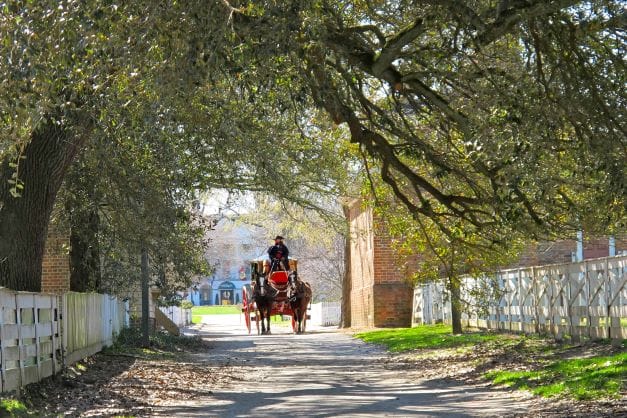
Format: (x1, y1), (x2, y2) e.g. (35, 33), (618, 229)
(0, 399), (29, 417)
(354, 323), (507, 352)
(271, 315), (290, 324)
(355, 324), (626, 401)
(191, 305), (241, 323)
(485, 352), (627, 400)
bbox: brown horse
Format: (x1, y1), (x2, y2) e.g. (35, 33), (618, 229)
(253, 274), (276, 335)
(288, 272), (312, 334)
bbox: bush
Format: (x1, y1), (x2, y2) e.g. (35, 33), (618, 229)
(110, 327), (208, 353)
(180, 300), (193, 310)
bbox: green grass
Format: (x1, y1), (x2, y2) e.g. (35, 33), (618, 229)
(192, 305), (241, 315)
(192, 305), (241, 323)
(354, 324), (507, 352)
(0, 399), (30, 417)
(356, 324), (626, 401)
(486, 352), (627, 400)
(271, 315), (290, 324)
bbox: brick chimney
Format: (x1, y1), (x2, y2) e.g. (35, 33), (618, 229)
(347, 199), (413, 328)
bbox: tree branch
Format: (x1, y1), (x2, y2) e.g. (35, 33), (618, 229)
(372, 18), (424, 77)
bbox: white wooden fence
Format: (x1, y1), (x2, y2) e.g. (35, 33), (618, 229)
(310, 301), (341, 327)
(63, 292), (128, 365)
(0, 289), (128, 392)
(413, 255), (627, 342)
(158, 305), (192, 328)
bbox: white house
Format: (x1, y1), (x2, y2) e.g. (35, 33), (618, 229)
(187, 217), (265, 306)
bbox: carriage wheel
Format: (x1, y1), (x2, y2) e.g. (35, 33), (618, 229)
(242, 285), (252, 334)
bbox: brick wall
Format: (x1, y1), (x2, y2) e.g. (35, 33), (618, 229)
(372, 283), (413, 327)
(41, 231), (71, 294)
(514, 234), (627, 268)
(348, 199), (413, 328)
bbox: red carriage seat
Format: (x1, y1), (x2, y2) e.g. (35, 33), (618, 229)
(269, 271), (289, 285)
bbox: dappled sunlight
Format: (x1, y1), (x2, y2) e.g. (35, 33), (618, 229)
(154, 315), (534, 417)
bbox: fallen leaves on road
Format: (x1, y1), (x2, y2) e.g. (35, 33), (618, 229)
(22, 353), (236, 417)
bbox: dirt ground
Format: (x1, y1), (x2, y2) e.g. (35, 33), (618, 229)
(22, 315), (626, 417)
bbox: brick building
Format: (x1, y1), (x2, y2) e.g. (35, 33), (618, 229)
(513, 234), (626, 267)
(347, 198), (626, 329)
(347, 199), (413, 328)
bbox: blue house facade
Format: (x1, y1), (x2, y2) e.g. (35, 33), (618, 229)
(187, 217), (264, 306)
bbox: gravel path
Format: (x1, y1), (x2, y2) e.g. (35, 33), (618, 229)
(152, 315), (539, 417)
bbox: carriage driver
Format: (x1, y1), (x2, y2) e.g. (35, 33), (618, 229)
(263, 235), (290, 275)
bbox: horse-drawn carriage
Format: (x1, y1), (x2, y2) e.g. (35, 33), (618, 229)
(242, 258), (312, 335)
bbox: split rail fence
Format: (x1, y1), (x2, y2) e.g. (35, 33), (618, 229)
(413, 255), (627, 342)
(0, 289), (128, 392)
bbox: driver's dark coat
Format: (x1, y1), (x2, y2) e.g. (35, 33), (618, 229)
(267, 243), (289, 261)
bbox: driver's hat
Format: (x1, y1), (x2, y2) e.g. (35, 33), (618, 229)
(274, 235), (284, 240)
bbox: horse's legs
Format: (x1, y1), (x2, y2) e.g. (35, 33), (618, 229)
(298, 302), (306, 334)
(259, 308), (266, 334)
(265, 308), (271, 335)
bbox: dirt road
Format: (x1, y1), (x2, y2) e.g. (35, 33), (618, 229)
(154, 315), (534, 417)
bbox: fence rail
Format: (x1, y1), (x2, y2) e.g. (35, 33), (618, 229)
(63, 292), (128, 365)
(0, 290), (60, 392)
(0, 289), (128, 393)
(413, 255), (627, 342)
(158, 306), (192, 328)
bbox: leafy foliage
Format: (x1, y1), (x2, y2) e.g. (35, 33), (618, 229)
(221, 0), (625, 241)
(1, 0), (624, 293)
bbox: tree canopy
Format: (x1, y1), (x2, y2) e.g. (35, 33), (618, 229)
(222, 0), (625, 243)
(0, 0), (624, 291)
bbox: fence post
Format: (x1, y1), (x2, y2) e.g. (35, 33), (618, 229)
(572, 266), (583, 343)
(584, 260), (591, 340)
(548, 271), (557, 340)
(52, 296), (59, 375)
(15, 293), (23, 391)
(499, 272), (505, 331)
(33, 294), (41, 382)
(531, 267), (539, 334)
(62, 294), (68, 367)
(605, 257), (611, 340)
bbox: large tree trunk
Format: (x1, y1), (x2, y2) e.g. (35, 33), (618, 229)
(340, 204), (352, 328)
(449, 275), (463, 334)
(0, 120), (87, 291)
(69, 209), (101, 292)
